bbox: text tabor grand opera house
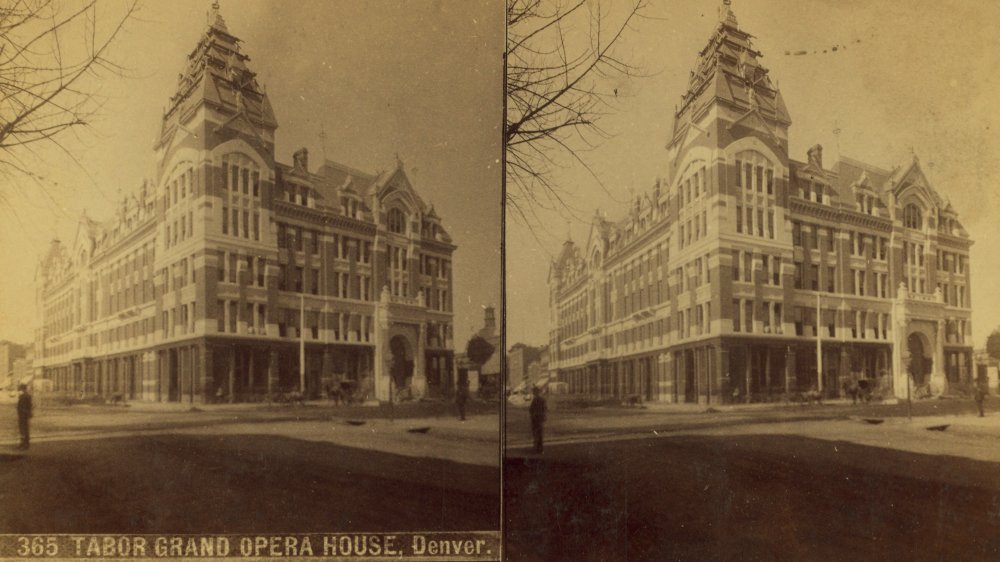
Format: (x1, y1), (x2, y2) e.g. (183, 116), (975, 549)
(549, 2), (974, 403)
(35, 4), (457, 403)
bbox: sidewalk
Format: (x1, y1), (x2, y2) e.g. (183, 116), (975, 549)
(4, 403), (501, 467)
(507, 409), (1000, 465)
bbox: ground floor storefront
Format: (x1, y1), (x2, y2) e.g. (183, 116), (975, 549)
(557, 337), (974, 405)
(43, 337), (454, 404)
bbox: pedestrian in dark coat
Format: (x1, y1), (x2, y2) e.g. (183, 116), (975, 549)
(529, 386), (547, 454)
(456, 381), (469, 421)
(16, 384), (32, 450)
(975, 385), (987, 418)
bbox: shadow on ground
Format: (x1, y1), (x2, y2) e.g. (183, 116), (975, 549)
(0, 434), (499, 533)
(504, 433), (1000, 561)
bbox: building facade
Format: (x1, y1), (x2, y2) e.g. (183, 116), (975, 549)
(549, 3), (973, 404)
(36, 6), (456, 403)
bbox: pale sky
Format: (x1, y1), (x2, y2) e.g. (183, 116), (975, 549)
(0, 0), (503, 345)
(507, 0), (1000, 349)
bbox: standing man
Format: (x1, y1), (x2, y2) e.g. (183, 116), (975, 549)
(529, 385), (547, 454)
(456, 379), (469, 421)
(16, 384), (33, 450)
(975, 383), (987, 418)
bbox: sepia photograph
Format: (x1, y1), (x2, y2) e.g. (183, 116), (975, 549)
(504, 0), (1000, 560)
(0, 0), (502, 558)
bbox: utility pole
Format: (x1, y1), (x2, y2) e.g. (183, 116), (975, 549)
(299, 293), (306, 394)
(816, 293), (823, 393)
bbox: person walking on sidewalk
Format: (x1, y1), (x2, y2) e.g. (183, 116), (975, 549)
(456, 380), (469, 421)
(16, 384), (32, 450)
(529, 386), (547, 454)
(975, 385), (987, 417)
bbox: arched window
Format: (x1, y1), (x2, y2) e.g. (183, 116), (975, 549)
(387, 208), (406, 234)
(903, 204), (923, 230)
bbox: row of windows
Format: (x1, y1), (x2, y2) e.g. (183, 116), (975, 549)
(677, 253), (711, 293)
(220, 252), (266, 287)
(939, 283), (968, 308)
(797, 181), (828, 204)
(937, 250), (967, 274)
(733, 251), (782, 286)
(677, 302), (710, 340)
(418, 254), (450, 279)
(164, 255), (198, 292)
(733, 300), (783, 334)
(223, 153), (261, 198)
(902, 240), (925, 267)
(679, 210), (709, 247)
(736, 206), (775, 238)
(162, 303), (196, 339)
(734, 154), (775, 195)
(164, 168), (195, 209)
(856, 192), (879, 215)
(678, 165), (707, 208)
(221, 205), (261, 241)
(165, 210), (196, 249)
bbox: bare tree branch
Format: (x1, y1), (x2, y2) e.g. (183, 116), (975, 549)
(505, 0), (649, 232)
(0, 0), (138, 205)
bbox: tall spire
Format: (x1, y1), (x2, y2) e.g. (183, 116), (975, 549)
(158, 0), (277, 149)
(670, 0), (790, 142)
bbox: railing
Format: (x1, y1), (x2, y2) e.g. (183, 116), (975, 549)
(906, 292), (940, 303)
(389, 294), (422, 307)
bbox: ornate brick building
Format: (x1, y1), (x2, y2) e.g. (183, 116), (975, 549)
(36, 5), (456, 403)
(548, 2), (973, 403)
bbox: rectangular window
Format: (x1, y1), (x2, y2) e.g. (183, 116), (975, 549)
(230, 165), (239, 192)
(744, 162), (753, 191)
(253, 213), (260, 241)
(732, 250), (740, 281)
(766, 168), (774, 195)
(294, 267), (303, 293)
(792, 222), (801, 247)
(827, 266), (836, 293)
(241, 168), (249, 195)
(228, 301), (237, 333)
(810, 264), (819, 291)
(232, 208), (239, 239)
(252, 170), (260, 197)
(735, 159), (743, 187)
(228, 253), (237, 283)
(794, 262), (802, 289)
(311, 268), (319, 295)
(767, 211), (774, 239)
(744, 300), (753, 333)
(755, 166), (764, 193)
(743, 252), (752, 283)
(773, 257), (781, 286)
(757, 209), (764, 237)
(296, 228), (304, 253)
(217, 301), (225, 332)
(277, 223), (286, 248)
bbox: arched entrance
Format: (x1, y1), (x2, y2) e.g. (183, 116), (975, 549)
(389, 335), (414, 391)
(907, 332), (931, 385)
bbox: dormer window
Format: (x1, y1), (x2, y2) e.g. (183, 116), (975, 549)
(388, 208), (406, 234)
(904, 204), (923, 230)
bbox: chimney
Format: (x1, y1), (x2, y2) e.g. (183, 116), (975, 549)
(293, 147), (309, 172)
(807, 144), (823, 169)
(484, 306), (496, 332)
